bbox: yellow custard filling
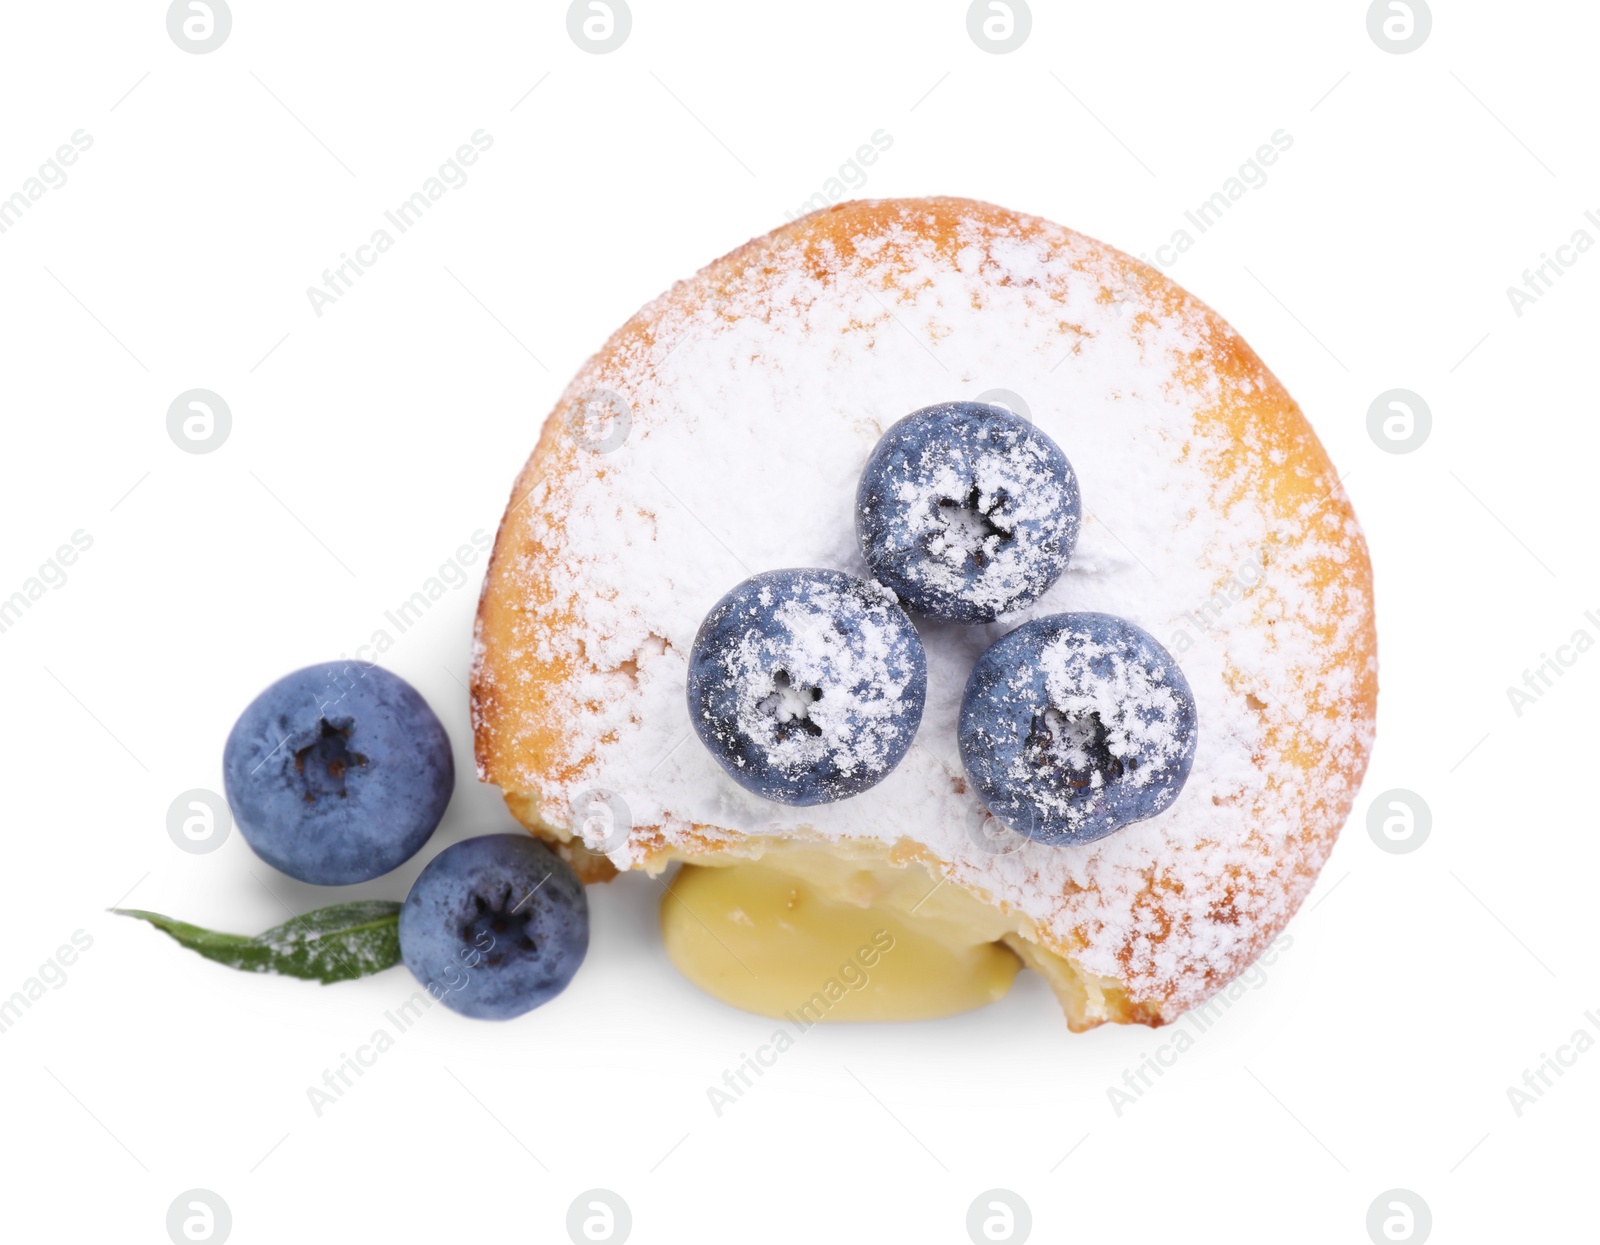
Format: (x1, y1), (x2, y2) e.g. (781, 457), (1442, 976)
(653, 837), (1129, 1026)
(662, 858), (1021, 1021)
(506, 803), (1139, 1028)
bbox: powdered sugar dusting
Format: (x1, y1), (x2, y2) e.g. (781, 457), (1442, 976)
(1033, 628), (1189, 801)
(957, 612), (1199, 851)
(692, 570), (924, 798)
(474, 199), (1376, 1020)
(859, 403), (1080, 620)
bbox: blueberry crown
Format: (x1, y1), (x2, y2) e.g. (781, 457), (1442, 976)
(687, 401), (1197, 845)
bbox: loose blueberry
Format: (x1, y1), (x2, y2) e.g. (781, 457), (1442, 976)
(399, 834), (588, 1020)
(959, 613), (1197, 845)
(687, 568), (927, 805)
(856, 401), (1081, 623)
(222, 662), (453, 884)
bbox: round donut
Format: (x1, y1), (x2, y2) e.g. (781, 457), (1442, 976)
(471, 197), (1377, 1030)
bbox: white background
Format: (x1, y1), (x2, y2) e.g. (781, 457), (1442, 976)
(1, 1), (1594, 1241)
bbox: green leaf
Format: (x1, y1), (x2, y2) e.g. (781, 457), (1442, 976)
(115, 900), (403, 984)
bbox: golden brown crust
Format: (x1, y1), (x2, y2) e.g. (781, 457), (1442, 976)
(472, 197), (1377, 1025)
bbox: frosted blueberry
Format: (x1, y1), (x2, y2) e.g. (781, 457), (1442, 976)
(959, 613), (1197, 845)
(856, 402), (1081, 623)
(400, 834), (588, 1019)
(687, 569), (927, 805)
(223, 662), (453, 884)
